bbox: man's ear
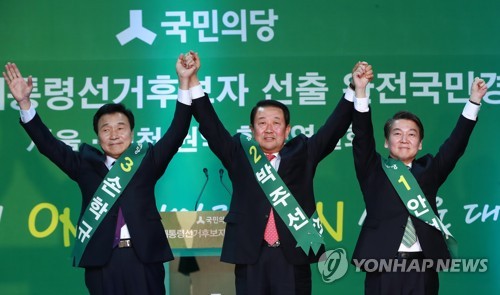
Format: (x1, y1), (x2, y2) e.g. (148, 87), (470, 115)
(384, 139), (389, 149)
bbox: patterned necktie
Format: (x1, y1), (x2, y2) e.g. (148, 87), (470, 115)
(401, 164), (417, 247)
(263, 154), (279, 245)
(402, 217), (417, 247)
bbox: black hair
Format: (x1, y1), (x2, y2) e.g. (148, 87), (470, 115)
(383, 111), (424, 140)
(249, 99), (290, 127)
(93, 103), (135, 134)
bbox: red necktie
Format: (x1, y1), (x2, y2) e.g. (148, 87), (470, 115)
(263, 154), (279, 245)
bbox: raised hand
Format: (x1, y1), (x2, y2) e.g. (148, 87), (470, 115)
(352, 61), (373, 98)
(176, 52), (198, 90)
(469, 77), (487, 104)
(2, 62), (33, 110)
(184, 51), (201, 89)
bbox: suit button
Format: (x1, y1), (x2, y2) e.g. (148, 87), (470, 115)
(265, 214), (269, 218)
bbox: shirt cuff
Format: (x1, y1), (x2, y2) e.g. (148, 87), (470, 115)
(190, 84), (204, 100)
(462, 100), (481, 121)
(20, 105), (36, 123)
(354, 96), (370, 113)
(344, 87), (354, 102)
(177, 89), (192, 106)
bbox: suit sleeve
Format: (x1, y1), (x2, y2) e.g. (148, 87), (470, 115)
(306, 95), (354, 163)
(191, 94), (236, 166)
(151, 101), (193, 177)
(352, 108), (380, 185)
(432, 114), (477, 186)
(21, 113), (81, 180)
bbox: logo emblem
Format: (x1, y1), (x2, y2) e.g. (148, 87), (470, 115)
(317, 248), (349, 283)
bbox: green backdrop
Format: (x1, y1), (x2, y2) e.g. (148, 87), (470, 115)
(1, 0), (499, 294)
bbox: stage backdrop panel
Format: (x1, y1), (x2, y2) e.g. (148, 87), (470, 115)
(1, 0), (499, 294)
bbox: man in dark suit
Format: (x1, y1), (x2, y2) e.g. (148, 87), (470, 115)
(350, 63), (487, 294)
(3, 56), (196, 295)
(181, 52), (371, 295)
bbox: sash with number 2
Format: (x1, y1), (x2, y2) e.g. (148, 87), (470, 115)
(239, 134), (325, 255)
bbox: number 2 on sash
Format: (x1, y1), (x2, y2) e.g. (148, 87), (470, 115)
(249, 146), (262, 163)
(398, 175), (411, 191)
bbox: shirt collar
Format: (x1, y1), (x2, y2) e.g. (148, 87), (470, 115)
(105, 155), (116, 169)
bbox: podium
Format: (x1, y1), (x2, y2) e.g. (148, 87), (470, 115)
(160, 211), (232, 294)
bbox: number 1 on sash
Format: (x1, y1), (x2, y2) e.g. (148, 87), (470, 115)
(398, 175), (411, 191)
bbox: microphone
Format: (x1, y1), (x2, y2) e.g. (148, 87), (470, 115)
(219, 168), (232, 196)
(194, 168), (209, 211)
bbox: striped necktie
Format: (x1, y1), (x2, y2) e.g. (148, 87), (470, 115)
(402, 217), (417, 247)
(401, 164), (417, 247)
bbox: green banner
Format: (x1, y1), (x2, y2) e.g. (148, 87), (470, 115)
(1, 0), (499, 294)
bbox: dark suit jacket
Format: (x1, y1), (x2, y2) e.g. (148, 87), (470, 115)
(351, 108), (476, 266)
(21, 101), (192, 268)
(192, 94), (353, 265)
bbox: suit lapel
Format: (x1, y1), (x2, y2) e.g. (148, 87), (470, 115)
(82, 144), (109, 178)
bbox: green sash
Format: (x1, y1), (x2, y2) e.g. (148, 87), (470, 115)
(239, 134), (325, 255)
(73, 142), (149, 266)
(382, 157), (458, 258)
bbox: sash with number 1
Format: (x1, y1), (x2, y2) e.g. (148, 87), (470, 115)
(73, 142), (149, 266)
(382, 157), (458, 258)
(239, 134), (325, 255)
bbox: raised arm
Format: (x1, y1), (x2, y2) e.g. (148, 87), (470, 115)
(184, 51), (236, 166)
(351, 61), (379, 181)
(305, 62), (373, 162)
(4, 63), (84, 179)
(150, 54), (196, 175)
(432, 77), (488, 185)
